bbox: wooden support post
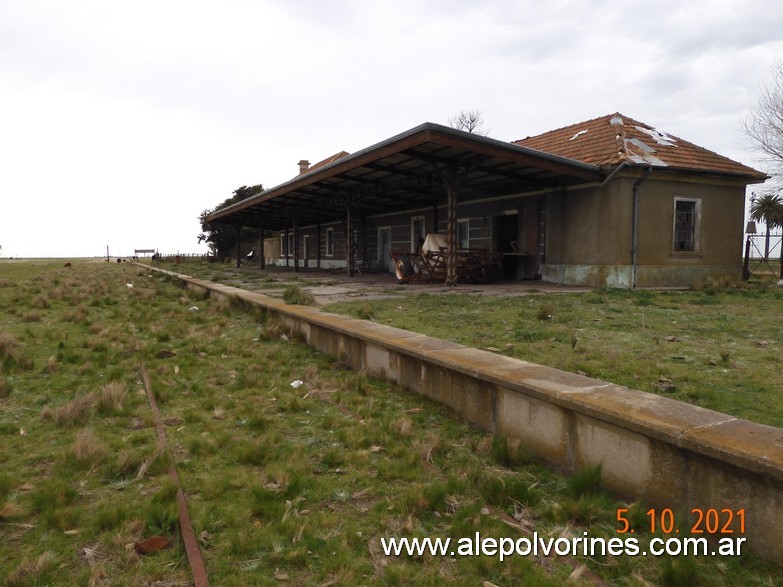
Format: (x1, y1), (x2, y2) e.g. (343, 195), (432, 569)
(292, 211), (299, 273)
(316, 223), (321, 269)
(235, 225), (241, 268)
(428, 158), (480, 286)
(258, 218), (265, 270)
(743, 236), (751, 281)
(346, 202), (355, 277)
(445, 177), (457, 286)
(333, 190), (359, 278)
(284, 228), (289, 268)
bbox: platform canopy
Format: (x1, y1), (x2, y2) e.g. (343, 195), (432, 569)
(206, 122), (605, 230)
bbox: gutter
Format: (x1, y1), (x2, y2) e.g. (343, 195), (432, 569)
(600, 161), (629, 187)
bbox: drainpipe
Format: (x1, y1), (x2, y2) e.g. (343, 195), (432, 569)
(631, 167), (653, 289)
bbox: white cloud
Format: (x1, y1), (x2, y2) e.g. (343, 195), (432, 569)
(1, 0), (781, 257)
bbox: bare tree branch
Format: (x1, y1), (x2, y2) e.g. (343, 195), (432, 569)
(742, 59), (783, 173)
(448, 109), (489, 136)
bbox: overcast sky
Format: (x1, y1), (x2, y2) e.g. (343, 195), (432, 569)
(1, 0), (782, 258)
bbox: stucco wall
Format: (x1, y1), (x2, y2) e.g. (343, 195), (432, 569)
(267, 171), (748, 287)
(543, 173), (748, 287)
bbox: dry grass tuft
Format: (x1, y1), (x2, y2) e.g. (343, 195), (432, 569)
(33, 295), (50, 309)
(0, 331), (19, 360)
(22, 311), (41, 323)
(41, 393), (94, 427)
(414, 431), (443, 465)
(62, 307), (87, 323)
(5, 551), (57, 587)
(0, 375), (9, 398)
(0, 501), (24, 521)
(43, 355), (58, 374)
(392, 416), (413, 436)
(73, 428), (109, 467)
(301, 364), (322, 386)
(0, 332), (33, 372)
(88, 562), (107, 587)
(97, 381), (126, 413)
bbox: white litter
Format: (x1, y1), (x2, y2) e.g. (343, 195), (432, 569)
(188, 306), (199, 312)
(290, 380), (304, 389)
(126, 283), (133, 288)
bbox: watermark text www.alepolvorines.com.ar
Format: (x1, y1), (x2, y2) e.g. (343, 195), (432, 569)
(380, 532), (747, 562)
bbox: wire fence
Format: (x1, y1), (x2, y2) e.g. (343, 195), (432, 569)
(746, 233), (782, 258)
(744, 233), (782, 279)
(127, 253), (215, 264)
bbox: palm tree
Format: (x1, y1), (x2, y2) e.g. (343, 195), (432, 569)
(750, 193), (783, 263)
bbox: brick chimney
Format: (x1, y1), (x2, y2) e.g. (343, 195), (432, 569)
(298, 159), (310, 175)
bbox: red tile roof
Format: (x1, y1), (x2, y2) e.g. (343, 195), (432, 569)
(515, 113), (767, 181)
(309, 151), (350, 173)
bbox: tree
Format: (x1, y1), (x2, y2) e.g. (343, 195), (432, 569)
(750, 193), (783, 271)
(742, 60), (783, 279)
(749, 192), (783, 281)
(448, 109), (489, 136)
(742, 59), (783, 179)
(198, 184), (264, 259)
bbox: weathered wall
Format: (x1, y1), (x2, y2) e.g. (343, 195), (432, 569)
(264, 170), (748, 287)
(542, 173), (747, 287)
(155, 268), (783, 565)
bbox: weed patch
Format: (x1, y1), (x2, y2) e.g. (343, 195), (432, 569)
(283, 284), (315, 305)
(1, 260), (780, 585)
(97, 381), (127, 414)
(40, 393), (94, 427)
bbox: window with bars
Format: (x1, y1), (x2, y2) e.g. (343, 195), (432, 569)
(673, 198), (699, 252)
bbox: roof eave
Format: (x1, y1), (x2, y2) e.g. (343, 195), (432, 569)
(599, 161), (769, 185)
(206, 122), (605, 223)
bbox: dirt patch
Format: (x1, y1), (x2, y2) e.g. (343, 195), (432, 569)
(228, 266), (590, 305)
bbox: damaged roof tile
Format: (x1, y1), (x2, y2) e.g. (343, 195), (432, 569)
(515, 112), (766, 180)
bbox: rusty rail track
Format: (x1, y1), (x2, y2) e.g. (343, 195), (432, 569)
(140, 361), (210, 587)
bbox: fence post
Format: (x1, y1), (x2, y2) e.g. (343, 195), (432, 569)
(743, 236), (751, 281)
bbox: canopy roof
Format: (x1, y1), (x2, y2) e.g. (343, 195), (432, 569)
(206, 122), (605, 230)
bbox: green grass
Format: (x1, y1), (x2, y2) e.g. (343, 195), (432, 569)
(162, 258), (783, 427)
(325, 287), (783, 428)
(2, 260), (780, 585)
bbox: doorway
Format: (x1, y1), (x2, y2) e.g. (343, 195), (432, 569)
(495, 214), (519, 280)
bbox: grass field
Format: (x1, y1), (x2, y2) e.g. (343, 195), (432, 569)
(324, 286), (783, 429)
(1, 260), (781, 585)
(158, 259), (783, 428)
